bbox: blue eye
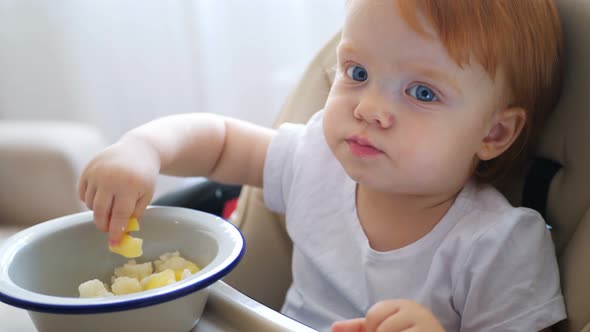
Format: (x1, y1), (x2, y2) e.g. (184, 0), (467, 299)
(346, 65), (368, 82)
(406, 84), (438, 102)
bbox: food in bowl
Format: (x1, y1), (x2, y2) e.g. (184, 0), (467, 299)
(79, 251), (200, 297)
(0, 206), (245, 332)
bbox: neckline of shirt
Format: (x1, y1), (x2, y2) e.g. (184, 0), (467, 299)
(345, 178), (476, 261)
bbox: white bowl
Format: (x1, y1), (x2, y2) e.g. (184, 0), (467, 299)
(0, 206), (244, 332)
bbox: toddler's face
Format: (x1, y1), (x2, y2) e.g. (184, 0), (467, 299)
(323, 0), (507, 196)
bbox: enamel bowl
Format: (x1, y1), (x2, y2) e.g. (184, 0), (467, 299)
(0, 206), (244, 332)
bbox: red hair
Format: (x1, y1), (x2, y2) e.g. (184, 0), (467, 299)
(398, 0), (563, 183)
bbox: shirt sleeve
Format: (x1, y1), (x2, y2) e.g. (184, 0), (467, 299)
(454, 209), (567, 331)
(263, 122), (305, 214)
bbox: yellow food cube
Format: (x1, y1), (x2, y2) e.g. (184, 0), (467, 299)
(173, 262), (200, 281)
(173, 270), (183, 281)
(139, 275), (153, 289)
(155, 255), (185, 272)
(180, 269), (192, 280)
(109, 234), (143, 258)
(126, 217), (140, 232)
(186, 262), (199, 274)
(113, 260), (153, 281)
(143, 269), (176, 290)
(154, 251), (200, 281)
(111, 277), (142, 295)
(78, 279), (114, 298)
(153, 251), (181, 271)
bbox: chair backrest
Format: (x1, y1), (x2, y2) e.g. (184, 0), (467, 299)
(225, 2), (590, 330)
(224, 34), (339, 311)
(523, 1), (590, 330)
(0, 121), (106, 227)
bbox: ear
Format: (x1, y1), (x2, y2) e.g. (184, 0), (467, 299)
(477, 107), (526, 161)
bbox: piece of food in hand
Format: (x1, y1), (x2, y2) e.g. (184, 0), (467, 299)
(142, 269), (176, 290)
(113, 260), (153, 281)
(79, 279), (114, 298)
(154, 251), (200, 281)
(126, 217), (140, 232)
(109, 217), (143, 258)
(109, 234), (143, 258)
(111, 277), (142, 295)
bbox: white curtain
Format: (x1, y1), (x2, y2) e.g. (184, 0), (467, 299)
(0, 0), (344, 140)
(0, 0), (344, 196)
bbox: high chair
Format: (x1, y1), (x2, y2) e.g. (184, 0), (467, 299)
(218, 1), (590, 331)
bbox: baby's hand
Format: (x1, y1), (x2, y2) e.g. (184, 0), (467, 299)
(331, 299), (445, 332)
(78, 137), (160, 244)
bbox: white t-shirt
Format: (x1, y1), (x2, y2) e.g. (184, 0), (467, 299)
(263, 111), (566, 332)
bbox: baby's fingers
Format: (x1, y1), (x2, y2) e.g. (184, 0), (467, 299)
(375, 313), (414, 332)
(331, 318), (366, 332)
(84, 185), (98, 210)
(108, 195), (137, 245)
(365, 300), (402, 332)
(92, 190), (113, 232)
(132, 194), (152, 221)
(78, 178), (88, 203)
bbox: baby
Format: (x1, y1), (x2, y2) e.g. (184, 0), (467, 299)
(79, 0), (566, 331)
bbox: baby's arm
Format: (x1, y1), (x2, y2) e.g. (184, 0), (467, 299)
(124, 113), (273, 185)
(78, 113), (274, 243)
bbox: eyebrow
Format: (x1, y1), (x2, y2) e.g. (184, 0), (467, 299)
(336, 43), (358, 61)
(337, 42), (354, 54)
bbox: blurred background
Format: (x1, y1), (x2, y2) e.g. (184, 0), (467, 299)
(1, 3), (344, 328)
(0, 0), (345, 198)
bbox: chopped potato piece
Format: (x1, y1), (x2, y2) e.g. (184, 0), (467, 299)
(139, 274), (154, 290)
(185, 262), (199, 274)
(79, 279), (114, 298)
(173, 262), (199, 281)
(111, 277), (142, 295)
(180, 269), (192, 280)
(144, 269), (176, 290)
(155, 251), (200, 280)
(113, 260), (153, 281)
(108, 217), (142, 258)
(109, 234), (143, 258)
(78, 251), (199, 297)
(126, 217), (140, 232)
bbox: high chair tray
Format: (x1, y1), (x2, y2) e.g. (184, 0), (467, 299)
(0, 281), (316, 332)
(192, 281), (316, 331)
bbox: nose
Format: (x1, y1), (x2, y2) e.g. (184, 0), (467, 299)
(352, 93), (394, 128)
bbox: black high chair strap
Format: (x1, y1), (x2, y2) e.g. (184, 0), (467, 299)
(522, 157), (562, 224)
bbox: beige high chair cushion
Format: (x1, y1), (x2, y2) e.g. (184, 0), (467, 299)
(0, 121), (106, 229)
(224, 34), (340, 311)
(226, 1), (589, 330)
(529, 1), (590, 330)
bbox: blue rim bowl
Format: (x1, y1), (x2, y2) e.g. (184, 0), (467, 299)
(0, 206), (245, 315)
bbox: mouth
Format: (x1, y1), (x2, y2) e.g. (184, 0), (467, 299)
(345, 135), (383, 157)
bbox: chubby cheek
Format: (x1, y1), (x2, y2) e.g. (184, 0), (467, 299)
(396, 128), (479, 189)
(323, 94), (355, 146)
(324, 91), (354, 118)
